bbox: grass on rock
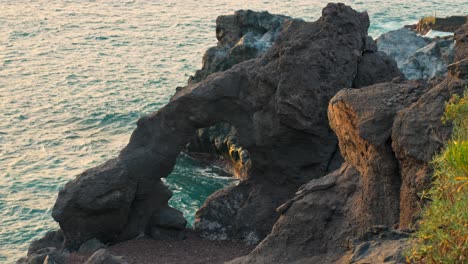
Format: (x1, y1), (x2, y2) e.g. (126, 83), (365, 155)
(407, 90), (468, 263)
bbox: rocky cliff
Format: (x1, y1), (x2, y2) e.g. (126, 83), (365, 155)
(39, 2), (400, 252)
(229, 22), (467, 264)
(179, 10), (290, 180)
(19, 4), (467, 264)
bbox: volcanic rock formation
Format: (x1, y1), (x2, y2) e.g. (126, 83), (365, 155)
(181, 10), (290, 179)
(377, 28), (456, 80)
(229, 21), (467, 264)
(47, 3), (402, 252)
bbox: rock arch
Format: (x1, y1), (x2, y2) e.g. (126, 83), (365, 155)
(51, 3), (402, 249)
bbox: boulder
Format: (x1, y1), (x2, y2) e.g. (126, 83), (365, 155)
(50, 3), (401, 249)
(149, 206), (187, 240)
(329, 80), (432, 228)
(78, 238), (105, 254)
(402, 38), (455, 80)
(84, 249), (127, 264)
(376, 28), (456, 80)
(27, 230), (64, 256)
(354, 51), (403, 87)
(376, 28), (429, 67)
(17, 247), (65, 264)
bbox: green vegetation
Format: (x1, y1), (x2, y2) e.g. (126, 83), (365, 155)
(407, 90), (468, 264)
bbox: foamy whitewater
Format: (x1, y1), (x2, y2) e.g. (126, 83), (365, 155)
(1, 0), (466, 261)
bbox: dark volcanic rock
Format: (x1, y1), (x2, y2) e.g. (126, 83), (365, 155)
(339, 226), (410, 264)
(84, 249), (127, 264)
(230, 77), (465, 264)
(392, 77), (466, 228)
(50, 3), (401, 250)
(187, 10), (290, 85)
(79, 238), (105, 254)
(354, 51), (403, 88)
(229, 164), (361, 264)
(230, 20), (467, 264)
(17, 247), (65, 264)
(27, 230), (64, 256)
(182, 10), (291, 179)
(376, 28), (429, 67)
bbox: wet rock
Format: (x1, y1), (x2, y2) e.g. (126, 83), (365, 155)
(376, 27), (456, 80)
(78, 238), (105, 254)
(84, 249), (127, 264)
(402, 38), (455, 80)
(376, 28), (429, 67)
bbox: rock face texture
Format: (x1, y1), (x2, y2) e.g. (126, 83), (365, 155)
(376, 28), (456, 80)
(339, 226), (410, 264)
(229, 23), (467, 264)
(48, 3), (402, 251)
(181, 10), (290, 179)
(186, 10), (290, 85)
(84, 249), (127, 264)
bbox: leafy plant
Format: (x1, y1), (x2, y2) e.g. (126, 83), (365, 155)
(407, 90), (468, 263)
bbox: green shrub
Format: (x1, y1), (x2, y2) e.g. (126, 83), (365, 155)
(407, 90), (468, 263)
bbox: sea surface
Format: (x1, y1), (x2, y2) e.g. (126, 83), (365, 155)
(1, 0), (466, 262)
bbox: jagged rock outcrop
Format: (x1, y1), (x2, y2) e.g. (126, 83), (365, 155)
(230, 23), (467, 264)
(376, 28), (456, 80)
(393, 23), (468, 228)
(376, 28), (429, 66)
(17, 247), (65, 264)
(46, 3), (401, 251)
(27, 230), (64, 257)
(186, 10), (290, 85)
(182, 10), (291, 179)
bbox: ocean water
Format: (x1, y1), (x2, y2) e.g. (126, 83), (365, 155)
(0, 0), (466, 262)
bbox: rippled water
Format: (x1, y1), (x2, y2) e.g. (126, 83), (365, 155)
(1, 0), (466, 262)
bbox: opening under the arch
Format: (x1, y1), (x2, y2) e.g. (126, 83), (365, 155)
(163, 153), (238, 227)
